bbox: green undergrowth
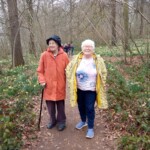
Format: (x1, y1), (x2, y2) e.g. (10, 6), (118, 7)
(0, 53), (149, 149)
(0, 62), (41, 150)
(106, 61), (150, 150)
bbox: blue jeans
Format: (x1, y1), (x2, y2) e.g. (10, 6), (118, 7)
(77, 89), (96, 129)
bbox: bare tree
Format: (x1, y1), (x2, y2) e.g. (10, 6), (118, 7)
(51, 0), (57, 33)
(1, 0), (9, 37)
(111, 0), (117, 46)
(123, 0), (129, 63)
(0, 0), (12, 56)
(26, 0), (36, 57)
(139, 0), (144, 36)
(68, 0), (75, 42)
(7, 0), (24, 67)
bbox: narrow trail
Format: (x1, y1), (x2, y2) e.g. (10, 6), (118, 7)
(22, 55), (145, 150)
(21, 56), (126, 150)
(23, 89), (117, 150)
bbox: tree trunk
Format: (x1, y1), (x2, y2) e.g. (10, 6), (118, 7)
(26, 0), (36, 57)
(69, 0), (74, 43)
(1, 0), (11, 55)
(1, 0), (9, 36)
(51, 0), (56, 34)
(111, 0), (117, 46)
(123, 0), (129, 63)
(139, 0), (144, 36)
(7, 0), (24, 67)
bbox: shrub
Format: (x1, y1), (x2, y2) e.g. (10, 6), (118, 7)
(106, 62), (149, 149)
(0, 64), (41, 150)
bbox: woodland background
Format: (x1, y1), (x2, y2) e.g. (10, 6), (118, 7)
(0, 0), (149, 150)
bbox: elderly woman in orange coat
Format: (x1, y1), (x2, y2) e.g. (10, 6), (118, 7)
(37, 35), (69, 131)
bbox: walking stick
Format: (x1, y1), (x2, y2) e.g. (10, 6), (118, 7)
(38, 88), (44, 130)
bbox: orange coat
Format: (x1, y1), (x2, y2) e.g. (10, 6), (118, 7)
(37, 47), (69, 101)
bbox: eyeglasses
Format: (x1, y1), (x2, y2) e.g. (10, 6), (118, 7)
(83, 45), (93, 48)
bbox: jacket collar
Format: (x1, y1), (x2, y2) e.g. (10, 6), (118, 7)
(77, 52), (98, 60)
(47, 47), (64, 56)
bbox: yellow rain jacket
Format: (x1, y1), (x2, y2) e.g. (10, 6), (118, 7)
(66, 52), (108, 109)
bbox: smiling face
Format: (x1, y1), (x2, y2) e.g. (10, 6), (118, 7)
(48, 40), (59, 52)
(82, 45), (94, 57)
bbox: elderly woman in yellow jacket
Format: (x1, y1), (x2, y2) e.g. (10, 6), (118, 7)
(66, 39), (108, 139)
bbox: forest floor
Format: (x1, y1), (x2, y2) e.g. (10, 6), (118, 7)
(22, 56), (145, 150)
(22, 92), (118, 150)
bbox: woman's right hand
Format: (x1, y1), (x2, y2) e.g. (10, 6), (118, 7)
(40, 83), (46, 87)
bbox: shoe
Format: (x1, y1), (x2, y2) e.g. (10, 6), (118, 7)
(75, 121), (87, 129)
(57, 123), (66, 131)
(47, 122), (56, 129)
(86, 129), (94, 139)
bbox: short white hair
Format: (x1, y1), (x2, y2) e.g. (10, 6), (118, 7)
(81, 39), (95, 50)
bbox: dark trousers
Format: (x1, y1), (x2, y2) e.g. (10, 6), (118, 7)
(46, 100), (66, 124)
(77, 89), (96, 129)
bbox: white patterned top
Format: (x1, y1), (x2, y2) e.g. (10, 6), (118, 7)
(76, 57), (97, 91)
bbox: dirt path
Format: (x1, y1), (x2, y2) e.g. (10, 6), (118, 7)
(22, 56), (123, 150)
(22, 90), (117, 150)
(22, 55), (146, 150)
